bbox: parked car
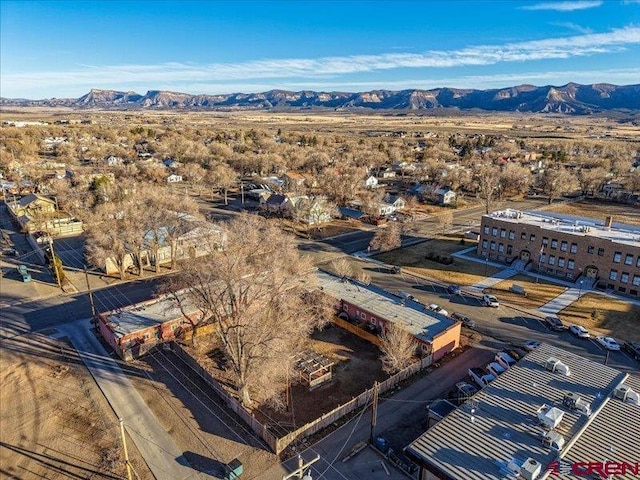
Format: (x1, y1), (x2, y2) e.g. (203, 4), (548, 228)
(544, 316), (565, 332)
(428, 304), (449, 317)
(623, 341), (640, 361)
(596, 336), (621, 351)
(451, 312), (476, 329)
(456, 381), (478, 397)
(397, 291), (415, 301)
(447, 285), (461, 295)
(495, 352), (517, 369)
(486, 362), (506, 377)
(522, 340), (541, 351)
(569, 324), (590, 338)
(468, 367), (495, 388)
(482, 295), (499, 307)
(2, 247), (18, 257)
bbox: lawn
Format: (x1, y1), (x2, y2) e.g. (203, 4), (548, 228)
(484, 274), (566, 310)
(557, 292), (640, 342)
(374, 235), (501, 286)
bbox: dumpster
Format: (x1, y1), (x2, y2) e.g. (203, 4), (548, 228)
(16, 265), (32, 283)
(373, 435), (390, 454)
(225, 458), (243, 479)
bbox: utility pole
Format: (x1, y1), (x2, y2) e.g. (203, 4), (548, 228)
(119, 418), (134, 480)
(370, 381), (379, 443)
(282, 454), (320, 480)
(85, 267), (97, 322)
(241, 182), (245, 204)
(48, 237), (61, 288)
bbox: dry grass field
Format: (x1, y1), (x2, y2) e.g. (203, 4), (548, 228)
(0, 334), (152, 480)
(558, 292), (640, 342)
(483, 274), (566, 310)
(375, 235), (501, 286)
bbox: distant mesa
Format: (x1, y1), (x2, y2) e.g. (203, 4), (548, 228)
(2, 83), (639, 114)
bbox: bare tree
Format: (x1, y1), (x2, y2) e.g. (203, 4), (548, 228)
(379, 323), (416, 374)
(330, 257), (353, 279)
(537, 167), (578, 204)
(160, 214), (323, 406)
(472, 164), (501, 214)
(369, 222), (402, 252)
(437, 210), (454, 234)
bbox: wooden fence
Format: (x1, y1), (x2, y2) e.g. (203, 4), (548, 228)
(171, 343), (279, 451)
(173, 341), (432, 455)
(331, 316), (381, 347)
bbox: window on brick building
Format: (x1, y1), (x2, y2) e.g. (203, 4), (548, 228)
(482, 240), (488, 249)
(484, 226), (489, 234)
(542, 237), (549, 246)
(570, 243), (578, 253)
(609, 270), (618, 281)
(551, 239), (558, 249)
(613, 252), (622, 263)
(560, 241), (567, 251)
(558, 258), (565, 268)
(621, 273), (629, 284)
(498, 243), (505, 253)
(567, 260), (574, 270)
(625, 254), (633, 265)
(509, 231), (515, 240)
(530, 234), (536, 241)
(549, 255), (555, 265)
(521, 232), (527, 240)
(492, 227), (498, 236)
(490, 241), (496, 251)
(587, 246), (594, 254)
(598, 248), (605, 256)
(633, 275), (640, 286)
(500, 229), (506, 238)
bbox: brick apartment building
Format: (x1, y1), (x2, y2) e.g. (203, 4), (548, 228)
(477, 210), (640, 297)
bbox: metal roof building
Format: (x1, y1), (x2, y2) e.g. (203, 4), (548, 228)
(405, 343), (640, 480)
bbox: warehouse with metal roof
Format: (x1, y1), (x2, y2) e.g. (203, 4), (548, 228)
(405, 343), (640, 480)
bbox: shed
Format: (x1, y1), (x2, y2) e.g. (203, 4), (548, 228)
(293, 350), (335, 390)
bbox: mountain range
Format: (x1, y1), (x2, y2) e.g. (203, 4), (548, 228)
(2, 83), (639, 114)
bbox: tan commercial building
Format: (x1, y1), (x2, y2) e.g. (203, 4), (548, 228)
(477, 210), (640, 297)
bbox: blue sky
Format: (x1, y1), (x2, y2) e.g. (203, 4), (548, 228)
(1, 1), (639, 98)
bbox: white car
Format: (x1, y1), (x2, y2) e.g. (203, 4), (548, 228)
(569, 325), (590, 338)
(428, 304), (449, 317)
(596, 336), (620, 351)
(482, 294), (499, 307)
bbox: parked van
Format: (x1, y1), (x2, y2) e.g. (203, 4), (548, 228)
(397, 291), (415, 301)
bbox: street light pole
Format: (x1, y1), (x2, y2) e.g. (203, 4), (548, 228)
(484, 256), (489, 276)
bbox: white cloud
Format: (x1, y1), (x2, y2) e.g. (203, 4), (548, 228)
(2, 26), (639, 97)
(549, 22), (593, 34)
(521, 1), (602, 11)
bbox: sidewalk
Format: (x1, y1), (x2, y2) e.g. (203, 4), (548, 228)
(59, 319), (213, 480)
(468, 268), (518, 291)
(537, 288), (586, 316)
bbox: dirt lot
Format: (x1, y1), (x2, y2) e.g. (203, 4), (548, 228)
(484, 274), (566, 309)
(375, 235), (501, 286)
(0, 333), (152, 480)
(188, 324), (387, 430)
(557, 292), (640, 342)
(544, 199), (640, 226)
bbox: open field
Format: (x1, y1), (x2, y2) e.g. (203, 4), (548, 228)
(375, 236), (501, 286)
(0, 333), (152, 480)
(484, 274), (566, 310)
(544, 199), (640, 226)
(557, 292), (640, 342)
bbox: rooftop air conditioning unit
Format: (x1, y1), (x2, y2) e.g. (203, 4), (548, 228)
(545, 357), (571, 376)
(614, 385), (640, 406)
(563, 392), (592, 416)
(520, 457), (542, 480)
(543, 430), (566, 451)
(537, 404), (565, 429)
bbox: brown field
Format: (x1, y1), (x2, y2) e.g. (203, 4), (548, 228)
(374, 236), (501, 286)
(557, 293), (640, 342)
(484, 274), (566, 310)
(0, 334), (152, 480)
(544, 200), (640, 226)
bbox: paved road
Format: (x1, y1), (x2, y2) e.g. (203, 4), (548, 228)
(60, 319), (212, 479)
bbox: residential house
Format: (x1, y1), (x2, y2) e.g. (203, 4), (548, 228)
(105, 155), (124, 166)
(283, 171), (307, 190)
(380, 168), (396, 179)
(383, 194), (406, 211)
(364, 175), (379, 189)
(97, 295), (201, 361)
(163, 158), (181, 169)
(600, 181), (625, 199)
(7, 193), (83, 236)
(166, 174), (183, 183)
(435, 186), (457, 206)
(294, 196), (334, 225)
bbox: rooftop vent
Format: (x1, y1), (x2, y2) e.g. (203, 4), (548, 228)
(537, 404), (565, 429)
(614, 385), (640, 406)
(562, 392), (592, 416)
(545, 357), (571, 376)
(520, 457), (542, 480)
(542, 430), (565, 451)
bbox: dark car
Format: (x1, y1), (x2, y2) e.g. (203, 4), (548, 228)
(623, 341), (640, 361)
(451, 312), (476, 329)
(544, 316), (565, 332)
(447, 285), (461, 295)
(2, 247), (18, 256)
